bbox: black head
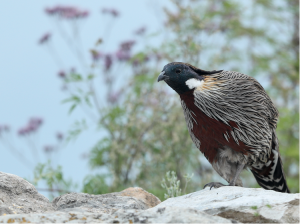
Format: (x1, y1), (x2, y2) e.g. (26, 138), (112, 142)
(157, 62), (222, 94)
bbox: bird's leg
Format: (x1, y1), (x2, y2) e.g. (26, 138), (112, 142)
(204, 162), (246, 190)
(228, 161), (245, 186)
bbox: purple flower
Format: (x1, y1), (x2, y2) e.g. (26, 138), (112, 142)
(132, 59), (139, 67)
(78, 10), (89, 18)
(70, 67), (76, 73)
(120, 40), (135, 51)
(18, 128), (27, 136)
(56, 132), (64, 141)
(45, 5), (89, 19)
(115, 50), (131, 61)
(104, 54), (113, 71)
(39, 33), (51, 44)
(44, 145), (54, 153)
(29, 117), (43, 128)
(107, 90), (122, 104)
(45, 7), (58, 15)
(134, 26), (146, 35)
(90, 50), (103, 61)
(154, 53), (162, 62)
(18, 117), (43, 136)
(58, 70), (66, 78)
(101, 8), (119, 17)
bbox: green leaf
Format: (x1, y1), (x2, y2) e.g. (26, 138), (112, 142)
(69, 104), (77, 114)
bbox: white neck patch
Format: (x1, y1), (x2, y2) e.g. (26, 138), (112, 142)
(185, 78), (204, 89)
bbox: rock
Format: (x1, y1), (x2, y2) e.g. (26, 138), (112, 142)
(0, 207), (234, 223)
(0, 172), (54, 215)
(154, 186), (300, 223)
(52, 187), (160, 214)
(0, 173), (298, 223)
(118, 187), (161, 208)
(130, 207), (234, 223)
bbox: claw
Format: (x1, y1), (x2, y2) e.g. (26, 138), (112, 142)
(203, 182), (226, 190)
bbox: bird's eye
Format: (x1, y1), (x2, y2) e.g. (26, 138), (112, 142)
(175, 69), (181, 74)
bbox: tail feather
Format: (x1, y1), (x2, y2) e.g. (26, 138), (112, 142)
(251, 149), (290, 193)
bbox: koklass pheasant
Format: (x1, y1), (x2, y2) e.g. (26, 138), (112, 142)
(157, 62), (290, 193)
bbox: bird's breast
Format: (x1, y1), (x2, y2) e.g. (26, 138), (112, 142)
(179, 90), (249, 163)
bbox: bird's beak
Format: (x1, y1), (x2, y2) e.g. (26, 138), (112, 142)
(157, 71), (167, 82)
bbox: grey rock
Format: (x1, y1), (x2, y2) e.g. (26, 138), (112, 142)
(0, 172), (54, 214)
(52, 187), (161, 214)
(154, 186), (300, 223)
(0, 207), (234, 223)
(0, 173), (298, 223)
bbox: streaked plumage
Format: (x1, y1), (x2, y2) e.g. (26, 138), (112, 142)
(158, 62), (290, 193)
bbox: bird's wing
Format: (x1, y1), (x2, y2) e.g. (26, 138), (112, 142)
(193, 70), (278, 162)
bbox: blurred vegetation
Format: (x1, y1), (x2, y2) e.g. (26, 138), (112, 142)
(22, 0), (298, 199)
(30, 161), (77, 200)
(85, 0), (299, 197)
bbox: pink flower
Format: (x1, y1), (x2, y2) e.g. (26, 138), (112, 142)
(44, 145), (54, 153)
(56, 132), (64, 141)
(18, 117), (43, 136)
(58, 70), (66, 78)
(45, 5), (89, 19)
(115, 50), (131, 61)
(104, 54), (113, 71)
(134, 26), (146, 35)
(90, 50), (103, 61)
(107, 90), (122, 104)
(70, 67), (76, 73)
(120, 40), (135, 51)
(39, 33), (51, 44)
(101, 8), (119, 17)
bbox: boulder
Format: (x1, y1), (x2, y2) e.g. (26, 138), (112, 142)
(0, 207), (233, 223)
(0, 172), (299, 223)
(154, 186), (299, 223)
(0, 172), (54, 215)
(52, 187), (161, 214)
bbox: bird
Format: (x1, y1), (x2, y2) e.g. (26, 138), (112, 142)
(157, 62), (290, 193)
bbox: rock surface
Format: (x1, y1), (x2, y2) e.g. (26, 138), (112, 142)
(0, 172), (54, 215)
(154, 186), (300, 223)
(0, 172), (299, 223)
(52, 187), (160, 214)
(0, 207), (233, 223)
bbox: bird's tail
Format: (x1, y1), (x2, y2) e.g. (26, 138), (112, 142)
(251, 149), (290, 193)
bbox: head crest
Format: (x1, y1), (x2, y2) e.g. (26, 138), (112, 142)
(185, 63), (223, 75)
(168, 62), (222, 75)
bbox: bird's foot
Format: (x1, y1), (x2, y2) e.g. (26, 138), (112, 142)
(203, 182), (227, 190)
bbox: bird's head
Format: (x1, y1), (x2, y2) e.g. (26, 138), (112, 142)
(157, 62), (222, 94)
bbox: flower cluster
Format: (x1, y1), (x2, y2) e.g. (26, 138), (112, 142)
(120, 40), (135, 51)
(18, 117), (43, 136)
(58, 70), (66, 78)
(90, 50), (103, 61)
(56, 132), (64, 141)
(90, 40), (136, 71)
(107, 90), (122, 104)
(39, 33), (51, 44)
(45, 6), (89, 19)
(44, 145), (55, 153)
(101, 8), (119, 17)
(134, 26), (146, 35)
